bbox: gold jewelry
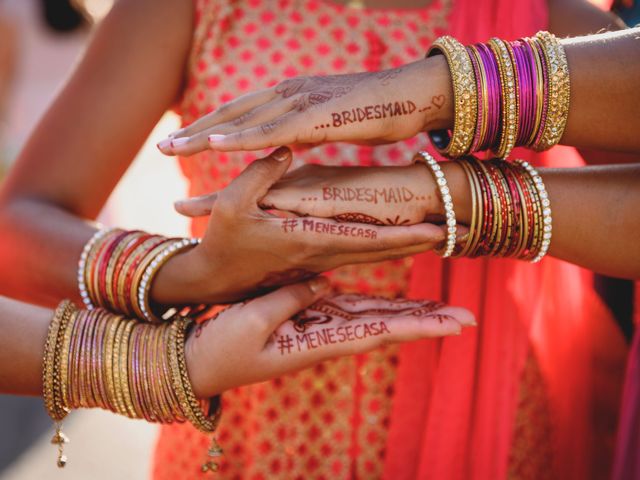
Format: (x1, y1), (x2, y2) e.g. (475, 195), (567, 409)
(427, 36), (478, 158)
(533, 32), (570, 151)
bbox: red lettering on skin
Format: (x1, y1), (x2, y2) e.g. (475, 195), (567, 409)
(345, 325), (355, 341)
(380, 321), (391, 334)
(302, 219), (314, 232)
(337, 326), (346, 342)
(296, 334), (308, 351)
(332, 112), (342, 127)
(322, 187), (332, 200)
(354, 324), (363, 339)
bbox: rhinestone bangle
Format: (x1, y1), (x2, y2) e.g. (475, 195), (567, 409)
(516, 160), (552, 262)
(78, 227), (113, 310)
(416, 151), (457, 257)
(137, 238), (201, 323)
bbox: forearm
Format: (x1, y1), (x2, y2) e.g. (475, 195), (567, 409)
(0, 198), (95, 306)
(0, 296), (50, 396)
(442, 162), (640, 278)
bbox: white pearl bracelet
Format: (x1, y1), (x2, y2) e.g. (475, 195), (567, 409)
(417, 151), (457, 258)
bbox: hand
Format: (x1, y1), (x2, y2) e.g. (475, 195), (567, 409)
(157, 57), (453, 155)
(185, 278), (476, 398)
(151, 147), (446, 305)
(258, 162), (443, 226)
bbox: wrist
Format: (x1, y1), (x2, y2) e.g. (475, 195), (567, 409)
(440, 161), (472, 225)
(415, 56), (455, 131)
(151, 246), (213, 305)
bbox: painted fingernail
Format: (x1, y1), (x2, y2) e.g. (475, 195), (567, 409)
(171, 137), (189, 149)
(208, 134), (225, 145)
(157, 138), (173, 152)
(272, 147), (290, 162)
(309, 276), (329, 294)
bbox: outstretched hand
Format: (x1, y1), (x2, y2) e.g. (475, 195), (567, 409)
(157, 58), (452, 155)
(186, 279), (476, 398)
(152, 147), (446, 306)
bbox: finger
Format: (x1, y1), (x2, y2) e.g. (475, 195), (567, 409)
(270, 216), (445, 254)
(207, 110), (310, 152)
(169, 98), (300, 156)
(161, 88), (277, 145)
(329, 241), (440, 265)
(264, 308), (473, 367)
(174, 192), (218, 217)
(244, 277), (330, 334)
(222, 147), (293, 207)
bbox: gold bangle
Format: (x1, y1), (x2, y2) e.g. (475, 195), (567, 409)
(452, 159), (479, 258)
(533, 32), (570, 151)
(427, 36), (478, 158)
(168, 316), (221, 432)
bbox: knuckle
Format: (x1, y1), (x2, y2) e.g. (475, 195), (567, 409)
(212, 193), (237, 221)
(245, 310), (270, 332)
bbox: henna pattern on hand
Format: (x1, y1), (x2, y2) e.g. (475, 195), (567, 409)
(376, 67), (404, 86)
(333, 212), (386, 225)
(275, 78), (308, 98)
(321, 186), (425, 204)
(280, 218), (378, 239)
(277, 321), (392, 354)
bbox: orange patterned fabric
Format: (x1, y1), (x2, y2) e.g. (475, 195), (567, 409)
(154, 1), (451, 478)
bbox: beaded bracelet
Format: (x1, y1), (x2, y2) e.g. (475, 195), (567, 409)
(415, 151), (457, 258)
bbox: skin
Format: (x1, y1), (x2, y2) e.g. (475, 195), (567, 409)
(0, 0), (627, 401)
(0, 280), (476, 398)
(164, 29), (640, 155)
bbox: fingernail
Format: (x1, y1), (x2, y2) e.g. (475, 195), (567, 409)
(157, 138), (173, 152)
(272, 147), (290, 162)
(309, 276), (329, 294)
(208, 134), (225, 145)
(174, 200), (184, 208)
(171, 137), (189, 149)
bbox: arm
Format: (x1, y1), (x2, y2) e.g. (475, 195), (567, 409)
(252, 161), (640, 279)
(0, 0), (443, 309)
(163, 28), (640, 155)
(548, 0), (626, 36)
(0, 0), (193, 306)
(0, 284), (475, 398)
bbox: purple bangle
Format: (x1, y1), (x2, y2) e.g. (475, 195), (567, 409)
(511, 40), (534, 146)
(476, 43), (501, 152)
(467, 45), (485, 153)
(532, 39), (549, 148)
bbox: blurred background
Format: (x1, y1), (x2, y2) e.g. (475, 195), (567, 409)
(0, 0), (187, 478)
(0, 0), (637, 479)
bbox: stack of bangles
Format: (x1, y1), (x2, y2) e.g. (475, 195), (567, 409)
(417, 152), (551, 262)
(78, 229), (200, 322)
(43, 301), (223, 473)
(427, 30), (570, 159)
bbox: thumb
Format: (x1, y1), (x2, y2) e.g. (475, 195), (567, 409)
(245, 277), (330, 335)
(225, 146), (292, 207)
(174, 193), (218, 217)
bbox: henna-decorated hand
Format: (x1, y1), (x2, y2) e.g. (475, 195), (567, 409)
(157, 57), (453, 155)
(152, 147), (446, 305)
(186, 279), (476, 398)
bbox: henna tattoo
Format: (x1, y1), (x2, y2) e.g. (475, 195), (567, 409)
(331, 100), (417, 127)
(280, 218), (377, 239)
(423, 313), (455, 324)
(275, 78), (307, 98)
(321, 186), (422, 204)
(333, 212), (386, 225)
(377, 67), (404, 86)
(294, 87), (354, 113)
(261, 120), (279, 136)
(292, 297), (444, 333)
(256, 268), (317, 290)
(277, 321), (391, 354)
(431, 94), (445, 109)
